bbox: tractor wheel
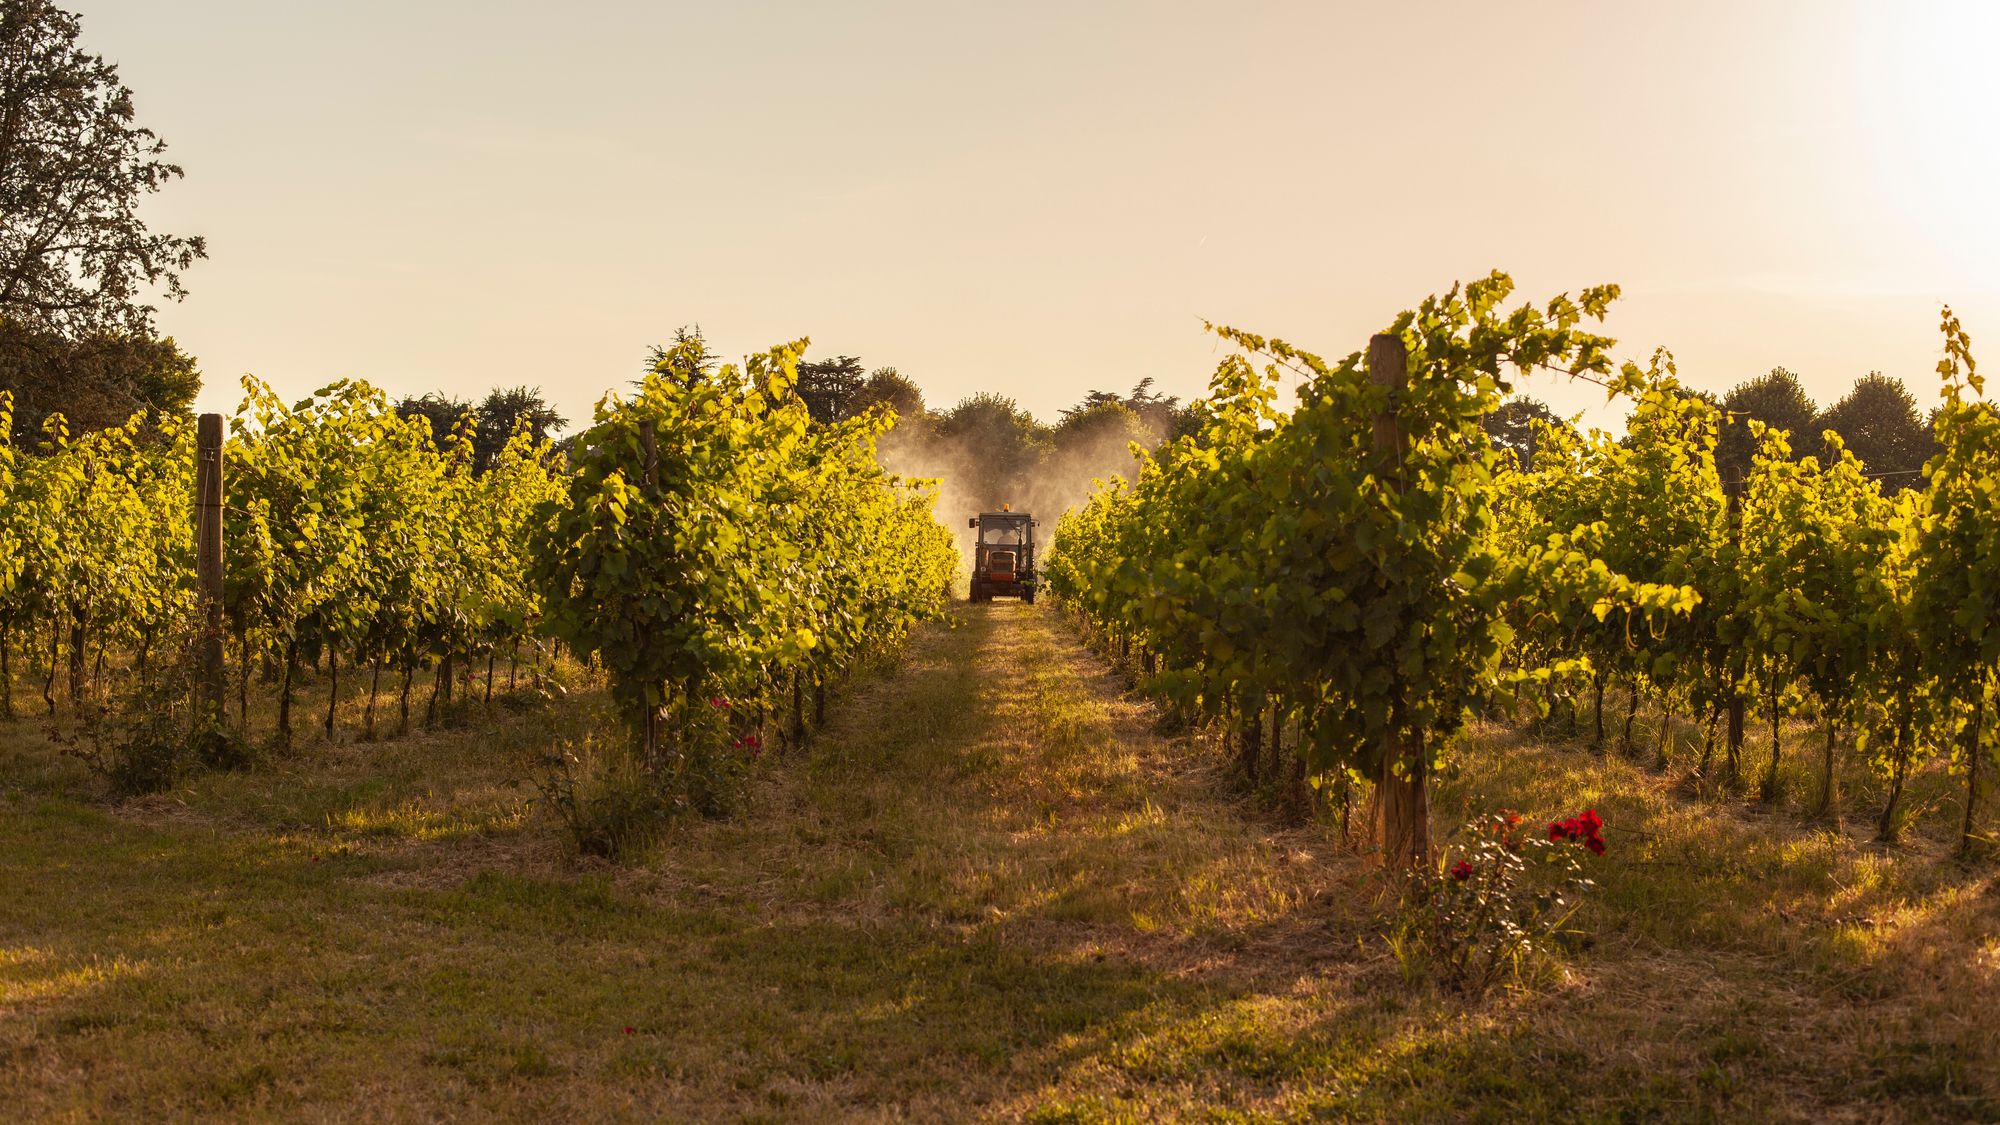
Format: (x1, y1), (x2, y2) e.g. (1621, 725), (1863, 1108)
(969, 582), (985, 604)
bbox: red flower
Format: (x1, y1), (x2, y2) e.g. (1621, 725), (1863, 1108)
(624, 1026), (635, 1035)
(708, 696), (733, 710)
(1450, 860), (1474, 882)
(1544, 808), (1606, 855)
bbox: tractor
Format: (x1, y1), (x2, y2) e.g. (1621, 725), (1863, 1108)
(967, 507), (1037, 603)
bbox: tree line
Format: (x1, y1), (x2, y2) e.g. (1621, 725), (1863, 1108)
(1488, 365), (1937, 490)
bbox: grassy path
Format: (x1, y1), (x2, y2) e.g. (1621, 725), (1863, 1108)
(0, 605), (1348, 1120)
(4, 604), (1998, 1120)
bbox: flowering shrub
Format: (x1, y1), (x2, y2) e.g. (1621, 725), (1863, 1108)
(1388, 808), (1605, 993)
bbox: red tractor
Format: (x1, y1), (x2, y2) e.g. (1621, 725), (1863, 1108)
(967, 508), (1037, 603)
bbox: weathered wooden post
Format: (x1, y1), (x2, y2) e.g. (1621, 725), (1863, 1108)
(637, 419), (661, 767)
(638, 420), (659, 490)
(194, 413), (226, 735)
(1367, 333), (1430, 869)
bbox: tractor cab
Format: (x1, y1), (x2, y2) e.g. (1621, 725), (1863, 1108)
(967, 508), (1037, 603)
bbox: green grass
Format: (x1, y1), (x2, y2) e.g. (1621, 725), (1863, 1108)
(3, 607), (1996, 1121)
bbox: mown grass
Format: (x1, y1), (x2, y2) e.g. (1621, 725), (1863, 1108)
(2, 606), (1995, 1121)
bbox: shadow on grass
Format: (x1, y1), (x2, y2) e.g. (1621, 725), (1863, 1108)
(5, 607), (1997, 1120)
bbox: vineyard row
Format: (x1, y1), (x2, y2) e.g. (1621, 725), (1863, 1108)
(1043, 274), (2000, 861)
(0, 338), (958, 806)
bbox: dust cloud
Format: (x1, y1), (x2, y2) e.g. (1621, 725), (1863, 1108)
(876, 413), (1169, 588)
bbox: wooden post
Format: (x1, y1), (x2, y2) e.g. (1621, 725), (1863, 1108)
(1240, 700), (1262, 785)
(1961, 682), (1986, 857)
(1366, 334), (1430, 869)
(639, 420), (659, 490)
(194, 413), (226, 734)
(635, 418), (661, 767)
(1269, 698), (1283, 780)
(1725, 492), (1746, 781)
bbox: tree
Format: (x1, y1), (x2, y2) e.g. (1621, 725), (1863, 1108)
(1051, 398), (1143, 443)
(0, 319), (196, 441)
(394, 386), (565, 473)
(848, 366), (925, 424)
(646, 326), (718, 388)
(1059, 378), (1185, 442)
(473, 386), (563, 472)
(1046, 399), (1151, 478)
(1482, 395), (1563, 468)
(0, 1), (205, 337)
(933, 393), (1045, 509)
(1059, 390), (1125, 421)
(394, 392), (471, 452)
(795, 355), (867, 425)
(1815, 373), (1934, 492)
(1122, 377), (1187, 438)
(1717, 368), (1817, 489)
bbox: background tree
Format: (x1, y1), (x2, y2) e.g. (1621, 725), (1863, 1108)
(1717, 368), (1818, 489)
(394, 386), (563, 472)
(473, 386), (563, 472)
(933, 392), (1046, 509)
(795, 354), (867, 425)
(848, 366), (926, 424)
(646, 326), (719, 388)
(0, 1), (204, 337)
(0, 320), (196, 441)
(1042, 398), (1154, 505)
(1058, 378), (1187, 441)
(0, 1), (205, 438)
(1051, 398), (1146, 445)
(1482, 395), (1563, 468)
(1122, 377), (1187, 438)
(394, 392), (471, 451)
(1815, 372), (1934, 491)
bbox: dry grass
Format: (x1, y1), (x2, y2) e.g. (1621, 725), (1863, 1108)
(1, 606), (1995, 1121)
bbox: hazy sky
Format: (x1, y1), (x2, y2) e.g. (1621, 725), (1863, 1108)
(73, 0), (2000, 433)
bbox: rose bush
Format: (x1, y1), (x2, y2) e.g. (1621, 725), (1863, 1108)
(1389, 808), (1605, 993)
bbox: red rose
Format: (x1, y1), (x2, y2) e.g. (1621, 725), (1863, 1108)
(1548, 821), (1568, 841)
(1578, 809), (1603, 835)
(1450, 860), (1474, 881)
(1586, 836), (1606, 856)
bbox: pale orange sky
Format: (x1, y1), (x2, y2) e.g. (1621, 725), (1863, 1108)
(76, 0), (2000, 433)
